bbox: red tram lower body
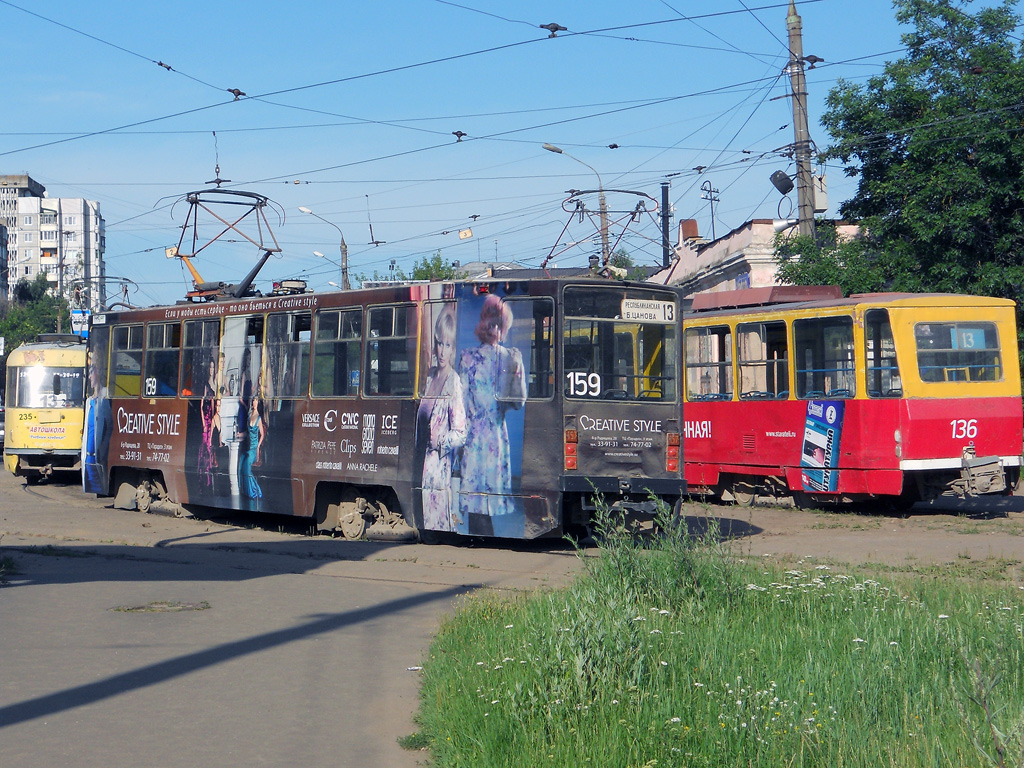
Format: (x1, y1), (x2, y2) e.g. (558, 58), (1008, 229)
(683, 396), (1023, 505)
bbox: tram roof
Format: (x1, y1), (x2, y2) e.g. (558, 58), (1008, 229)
(92, 277), (682, 323)
(686, 287), (1015, 317)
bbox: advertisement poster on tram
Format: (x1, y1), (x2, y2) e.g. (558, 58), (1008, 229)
(800, 399), (845, 492)
(414, 284), (532, 538)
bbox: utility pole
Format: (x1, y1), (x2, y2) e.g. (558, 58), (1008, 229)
(660, 181), (672, 267)
(787, 0), (816, 240)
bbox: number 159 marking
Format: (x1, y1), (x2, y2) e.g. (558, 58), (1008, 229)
(566, 372), (601, 397)
(950, 419), (978, 439)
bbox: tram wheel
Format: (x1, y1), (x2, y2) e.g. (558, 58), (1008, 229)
(731, 483), (756, 507)
(337, 502), (367, 540)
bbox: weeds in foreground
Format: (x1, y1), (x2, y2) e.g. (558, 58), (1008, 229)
(0, 555), (17, 584)
(413, 501), (1024, 767)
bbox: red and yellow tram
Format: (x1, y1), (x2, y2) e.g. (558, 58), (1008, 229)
(682, 286), (1023, 507)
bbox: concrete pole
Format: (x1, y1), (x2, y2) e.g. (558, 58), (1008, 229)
(787, 0), (816, 240)
(661, 182), (672, 267)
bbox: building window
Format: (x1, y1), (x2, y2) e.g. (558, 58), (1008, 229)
(24, 266), (32, 276)
(23, 232), (33, 243)
(64, 231), (77, 243)
(63, 215), (76, 227)
(41, 230), (56, 241)
(22, 215), (32, 226)
(41, 213), (56, 226)
(23, 249), (32, 260)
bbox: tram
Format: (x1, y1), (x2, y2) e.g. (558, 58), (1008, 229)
(682, 286), (1023, 507)
(4, 333), (88, 482)
(82, 278), (684, 539)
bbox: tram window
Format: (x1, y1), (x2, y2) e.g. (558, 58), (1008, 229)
(180, 319), (222, 398)
(88, 325), (110, 398)
(221, 316), (264, 401)
(914, 321), (1001, 383)
(562, 287), (676, 401)
(365, 304), (416, 397)
(12, 365), (85, 408)
(110, 324), (144, 398)
(143, 322), (181, 398)
(266, 312), (311, 399)
(793, 316), (855, 399)
(506, 298), (555, 399)
(865, 309), (901, 397)
(685, 325), (732, 402)
(313, 309), (362, 397)
(737, 321), (789, 400)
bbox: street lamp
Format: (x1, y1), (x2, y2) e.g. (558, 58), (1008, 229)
(312, 250), (344, 291)
(543, 143), (610, 266)
(299, 206), (350, 289)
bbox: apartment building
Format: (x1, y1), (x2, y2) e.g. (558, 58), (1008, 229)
(0, 174), (106, 310)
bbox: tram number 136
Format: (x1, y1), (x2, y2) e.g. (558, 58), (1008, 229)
(567, 372), (602, 397)
(950, 418), (978, 439)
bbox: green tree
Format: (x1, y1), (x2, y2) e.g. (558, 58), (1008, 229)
(409, 251), (466, 281)
(774, 221), (885, 294)
(821, 0), (1024, 302)
(609, 249), (649, 281)
(0, 274), (70, 351)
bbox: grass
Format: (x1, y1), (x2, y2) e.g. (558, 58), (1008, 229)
(0, 555), (17, 584)
(410, 503), (1024, 767)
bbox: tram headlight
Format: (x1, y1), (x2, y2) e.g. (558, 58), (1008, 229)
(894, 429), (902, 459)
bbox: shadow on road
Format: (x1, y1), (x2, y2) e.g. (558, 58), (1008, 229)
(0, 585), (469, 729)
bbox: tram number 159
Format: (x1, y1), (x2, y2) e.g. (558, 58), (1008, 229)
(950, 418), (978, 439)
(567, 372), (601, 397)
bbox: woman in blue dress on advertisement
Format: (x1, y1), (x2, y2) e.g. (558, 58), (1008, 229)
(457, 294), (527, 537)
(237, 392), (265, 500)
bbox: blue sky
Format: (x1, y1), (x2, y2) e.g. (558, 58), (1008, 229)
(1, 0), (910, 306)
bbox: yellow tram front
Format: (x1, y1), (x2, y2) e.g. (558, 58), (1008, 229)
(3, 333), (88, 481)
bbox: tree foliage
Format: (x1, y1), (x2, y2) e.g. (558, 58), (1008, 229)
(408, 251), (466, 281)
(820, 0), (1024, 303)
(774, 222), (885, 295)
(0, 274), (70, 353)
(609, 249), (650, 281)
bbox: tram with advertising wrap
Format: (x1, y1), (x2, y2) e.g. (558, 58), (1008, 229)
(682, 286), (1023, 508)
(82, 278), (684, 540)
(4, 333), (88, 482)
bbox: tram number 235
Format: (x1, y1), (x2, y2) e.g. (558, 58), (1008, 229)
(950, 418), (978, 439)
(566, 372), (601, 397)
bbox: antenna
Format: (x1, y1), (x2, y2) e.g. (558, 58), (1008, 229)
(366, 194), (385, 246)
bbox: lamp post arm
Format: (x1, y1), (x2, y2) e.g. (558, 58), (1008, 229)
(301, 207), (350, 290)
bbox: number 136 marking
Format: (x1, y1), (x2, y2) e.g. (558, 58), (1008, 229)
(950, 418), (978, 439)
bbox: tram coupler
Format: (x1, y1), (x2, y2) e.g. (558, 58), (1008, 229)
(959, 454), (1006, 496)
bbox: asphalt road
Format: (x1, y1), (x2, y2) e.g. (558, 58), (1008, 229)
(4, 470), (1024, 768)
(0, 471), (582, 768)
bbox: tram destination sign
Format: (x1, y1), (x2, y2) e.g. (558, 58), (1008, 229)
(621, 298), (675, 324)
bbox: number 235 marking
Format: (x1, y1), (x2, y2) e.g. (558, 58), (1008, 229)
(950, 419), (978, 439)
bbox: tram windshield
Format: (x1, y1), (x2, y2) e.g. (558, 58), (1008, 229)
(915, 321), (1002, 383)
(10, 366), (86, 408)
(562, 286), (677, 401)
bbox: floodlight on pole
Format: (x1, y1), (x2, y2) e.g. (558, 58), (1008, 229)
(543, 143), (610, 266)
(299, 206), (349, 289)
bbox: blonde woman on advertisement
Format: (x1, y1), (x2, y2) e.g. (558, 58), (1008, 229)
(417, 306), (467, 530)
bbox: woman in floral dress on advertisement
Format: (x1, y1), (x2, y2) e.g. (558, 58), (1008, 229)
(416, 306), (467, 531)
(458, 294), (527, 537)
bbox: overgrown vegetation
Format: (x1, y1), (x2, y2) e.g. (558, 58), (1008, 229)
(412, 503), (1024, 766)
